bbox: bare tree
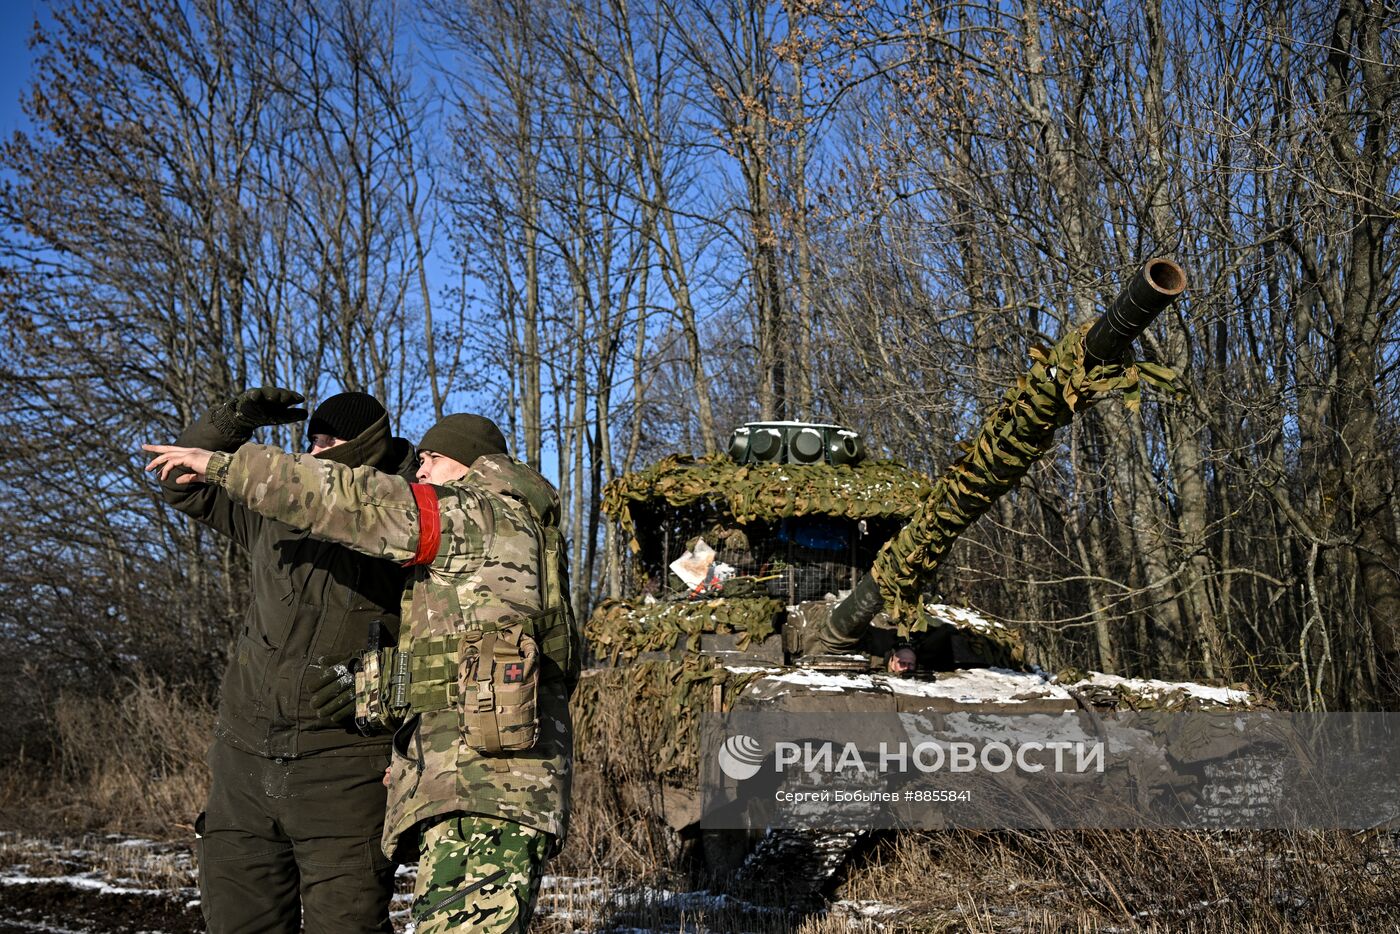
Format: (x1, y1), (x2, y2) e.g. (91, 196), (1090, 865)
(0, 0), (434, 737)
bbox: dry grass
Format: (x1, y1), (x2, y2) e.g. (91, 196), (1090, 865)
(534, 827), (1400, 931)
(6, 673), (214, 837)
(0, 832), (197, 892)
(562, 667), (706, 881)
(835, 828), (1400, 932)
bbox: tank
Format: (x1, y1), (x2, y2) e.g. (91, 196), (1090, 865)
(574, 259), (1260, 898)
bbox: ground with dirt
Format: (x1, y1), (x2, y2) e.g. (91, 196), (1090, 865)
(0, 832), (894, 933)
(0, 883), (202, 934)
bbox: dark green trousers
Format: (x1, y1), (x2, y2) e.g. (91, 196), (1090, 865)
(196, 739), (395, 934)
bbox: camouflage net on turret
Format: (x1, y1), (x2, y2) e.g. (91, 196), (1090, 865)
(585, 596), (783, 662)
(602, 456), (932, 549)
(873, 323), (1177, 622)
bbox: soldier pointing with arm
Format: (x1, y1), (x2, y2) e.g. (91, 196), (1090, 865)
(147, 412), (577, 934)
(157, 387), (415, 934)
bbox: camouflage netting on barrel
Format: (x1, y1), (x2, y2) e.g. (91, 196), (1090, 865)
(572, 658), (767, 786)
(585, 596), (782, 662)
(874, 323), (1177, 621)
(601, 455), (932, 547)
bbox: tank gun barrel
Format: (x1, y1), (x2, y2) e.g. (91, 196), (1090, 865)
(820, 259), (1187, 653)
(1084, 258), (1186, 364)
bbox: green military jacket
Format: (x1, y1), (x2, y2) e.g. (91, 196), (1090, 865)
(206, 444), (572, 858)
(161, 413), (415, 759)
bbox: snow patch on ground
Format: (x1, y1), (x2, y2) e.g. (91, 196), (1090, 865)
(540, 874), (607, 891)
(536, 875), (901, 932)
(0, 918), (90, 934)
(831, 897), (902, 922)
(618, 887), (780, 912)
(0, 872), (157, 896)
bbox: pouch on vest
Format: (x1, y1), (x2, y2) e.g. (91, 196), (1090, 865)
(457, 624), (539, 754)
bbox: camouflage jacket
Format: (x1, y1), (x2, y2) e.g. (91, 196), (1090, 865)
(207, 445), (572, 858)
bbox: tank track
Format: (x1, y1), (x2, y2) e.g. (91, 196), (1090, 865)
(732, 828), (867, 903)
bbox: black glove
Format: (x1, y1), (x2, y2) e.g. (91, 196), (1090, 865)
(308, 655), (358, 728)
(211, 387), (308, 441)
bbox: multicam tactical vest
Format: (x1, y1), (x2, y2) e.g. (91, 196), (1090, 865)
(379, 455), (575, 859)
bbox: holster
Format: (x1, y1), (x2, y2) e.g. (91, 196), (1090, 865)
(354, 647), (410, 734)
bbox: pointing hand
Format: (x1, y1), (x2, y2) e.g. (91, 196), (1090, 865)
(142, 444), (214, 484)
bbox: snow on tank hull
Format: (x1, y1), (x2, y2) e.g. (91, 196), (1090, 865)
(734, 660), (1255, 716)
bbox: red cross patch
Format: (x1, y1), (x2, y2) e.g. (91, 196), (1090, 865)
(503, 662), (524, 684)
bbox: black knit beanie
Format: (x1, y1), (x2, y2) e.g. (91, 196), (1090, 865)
(419, 414), (509, 468)
(308, 391), (386, 441)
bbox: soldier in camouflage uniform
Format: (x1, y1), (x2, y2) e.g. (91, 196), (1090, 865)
(146, 413), (574, 934)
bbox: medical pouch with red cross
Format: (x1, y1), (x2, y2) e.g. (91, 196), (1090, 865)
(456, 619), (540, 755)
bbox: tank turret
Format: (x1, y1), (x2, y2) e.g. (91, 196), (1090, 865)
(589, 417), (927, 666)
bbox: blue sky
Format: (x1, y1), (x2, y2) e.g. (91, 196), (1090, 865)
(0, 2), (552, 460)
(0, 3), (38, 140)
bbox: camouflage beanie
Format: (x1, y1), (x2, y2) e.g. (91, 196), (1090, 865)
(308, 391), (385, 441)
(419, 413), (509, 468)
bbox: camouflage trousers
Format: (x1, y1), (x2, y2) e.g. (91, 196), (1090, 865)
(411, 814), (551, 934)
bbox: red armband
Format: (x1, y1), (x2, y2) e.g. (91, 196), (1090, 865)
(404, 483), (441, 567)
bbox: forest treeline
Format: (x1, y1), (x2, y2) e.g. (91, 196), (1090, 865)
(0, 0), (1396, 755)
